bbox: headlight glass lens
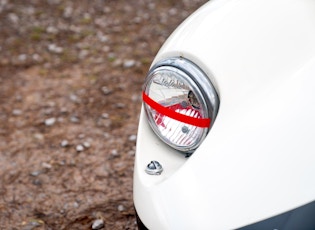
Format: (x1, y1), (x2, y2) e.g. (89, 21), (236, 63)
(143, 57), (219, 153)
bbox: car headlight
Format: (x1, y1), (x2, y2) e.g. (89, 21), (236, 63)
(142, 57), (219, 153)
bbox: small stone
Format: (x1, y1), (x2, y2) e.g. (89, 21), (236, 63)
(93, 57), (104, 64)
(112, 59), (122, 67)
(123, 59), (136, 68)
(102, 46), (110, 52)
(131, 94), (140, 102)
(101, 113), (109, 119)
(69, 94), (81, 103)
(60, 107), (68, 114)
(18, 54), (27, 62)
(69, 25), (81, 33)
(34, 133), (44, 140)
(23, 219), (44, 230)
(33, 179), (42, 186)
(42, 162), (52, 169)
(47, 0), (61, 4)
(63, 6), (73, 18)
(111, 149), (118, 156)
(70, 116), (80, 123)
(103, 7), (111, 13)
(45, 117), (56, 126)
(128, 135), (137, 142)
(101, 86), (112, 95)
(169, 8), (178, 16)
(118, 204), (125, 212)
(97, 32), (109, 43)
(60, 140), (69, 147)
(73, 201), (79, 208)
(115, 103), (125, 109)
(48, 44), (63, 54)
(92, 219), (104, 230)
(12, 109), (22, 116)
(32, 53), (42, 62)
(76, 144), (84, 152)
(78, 49), (89, 59)
(133, 16), (142, 24)
(44, 108), (54, 115)
(8, 13), (19, 24)
(148, 3), (155, 10)
(30, 171), (41, 177)
(83, 141), (91, 148)
(46, 26), (58, 34)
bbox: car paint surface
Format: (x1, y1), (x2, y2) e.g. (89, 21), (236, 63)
(134, 0), (315, 229)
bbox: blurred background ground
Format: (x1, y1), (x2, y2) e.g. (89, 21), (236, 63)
(0, 0), (206, 229)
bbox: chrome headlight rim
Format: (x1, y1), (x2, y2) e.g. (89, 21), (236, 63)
(143, 57), (219, 153)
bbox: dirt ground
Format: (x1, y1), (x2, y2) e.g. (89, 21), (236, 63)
(0, 0), (206, 229)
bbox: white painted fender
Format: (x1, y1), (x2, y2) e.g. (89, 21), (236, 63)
(134, 0), (315, 229)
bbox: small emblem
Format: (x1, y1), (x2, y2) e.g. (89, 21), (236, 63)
(145, 161), (163, 175)
(181, 125), (189, 134)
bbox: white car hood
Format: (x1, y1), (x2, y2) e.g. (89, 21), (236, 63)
(135, 0), (315, 229)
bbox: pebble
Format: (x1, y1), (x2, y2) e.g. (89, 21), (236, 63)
(92, 219), (104, 230)
(83, 141), (91, 148)
(118, 204), (125, 212)
(101, 113), (109, 119)
(103, 132), (110, 138)
(123, 59), (136, 68)
(8, 13), (19, 24)
(70, 116), (80, 123)
(101, 86), (112, 95)
(69, 93), (80, 103)
(45, 117), (56, 126)
(102, 46), (110, 52)
(18, 54), (27, 62)
(32, 179), (42, 186)
(111, 149), (118, 156)
(97, 32), (109, 43)
(73, 201), (79, 208)
(57, 117), (64, 123)
(78, 49), (89, 59)
(47, 0), (61, 4)
(12, 109), (22, 116)
(22, 219), (44, 230)
(128, 134), (137, 142)
(76, 144), (84, 152)
(48, 44), (63, 54)
(30, 171), (41, 177)
(32, 53), (42, 62)
(60, 107), (68, 114)
(42, 162), (52, 169)
(46, 26), (59, 34)
(60, 140), (69, 147)
(34, 133), (44, 140)
(131, 94), (140, 102)
(169, 8), (178, 16)
(63, 6), (73, 18)
(115, 103), (125, 109)
(112, 59), (122, 67)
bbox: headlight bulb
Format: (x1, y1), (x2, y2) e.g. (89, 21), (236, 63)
(142, 57), (219, 153)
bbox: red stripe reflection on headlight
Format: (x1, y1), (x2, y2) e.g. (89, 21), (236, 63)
(142, 91), (211, 128)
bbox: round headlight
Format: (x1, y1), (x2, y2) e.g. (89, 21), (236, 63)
(142, 57), (219, 153)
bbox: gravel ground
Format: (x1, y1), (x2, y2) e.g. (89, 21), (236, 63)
(0, 0), (207, 229)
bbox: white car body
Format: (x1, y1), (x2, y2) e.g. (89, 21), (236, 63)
(133, 0), (315, 229)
